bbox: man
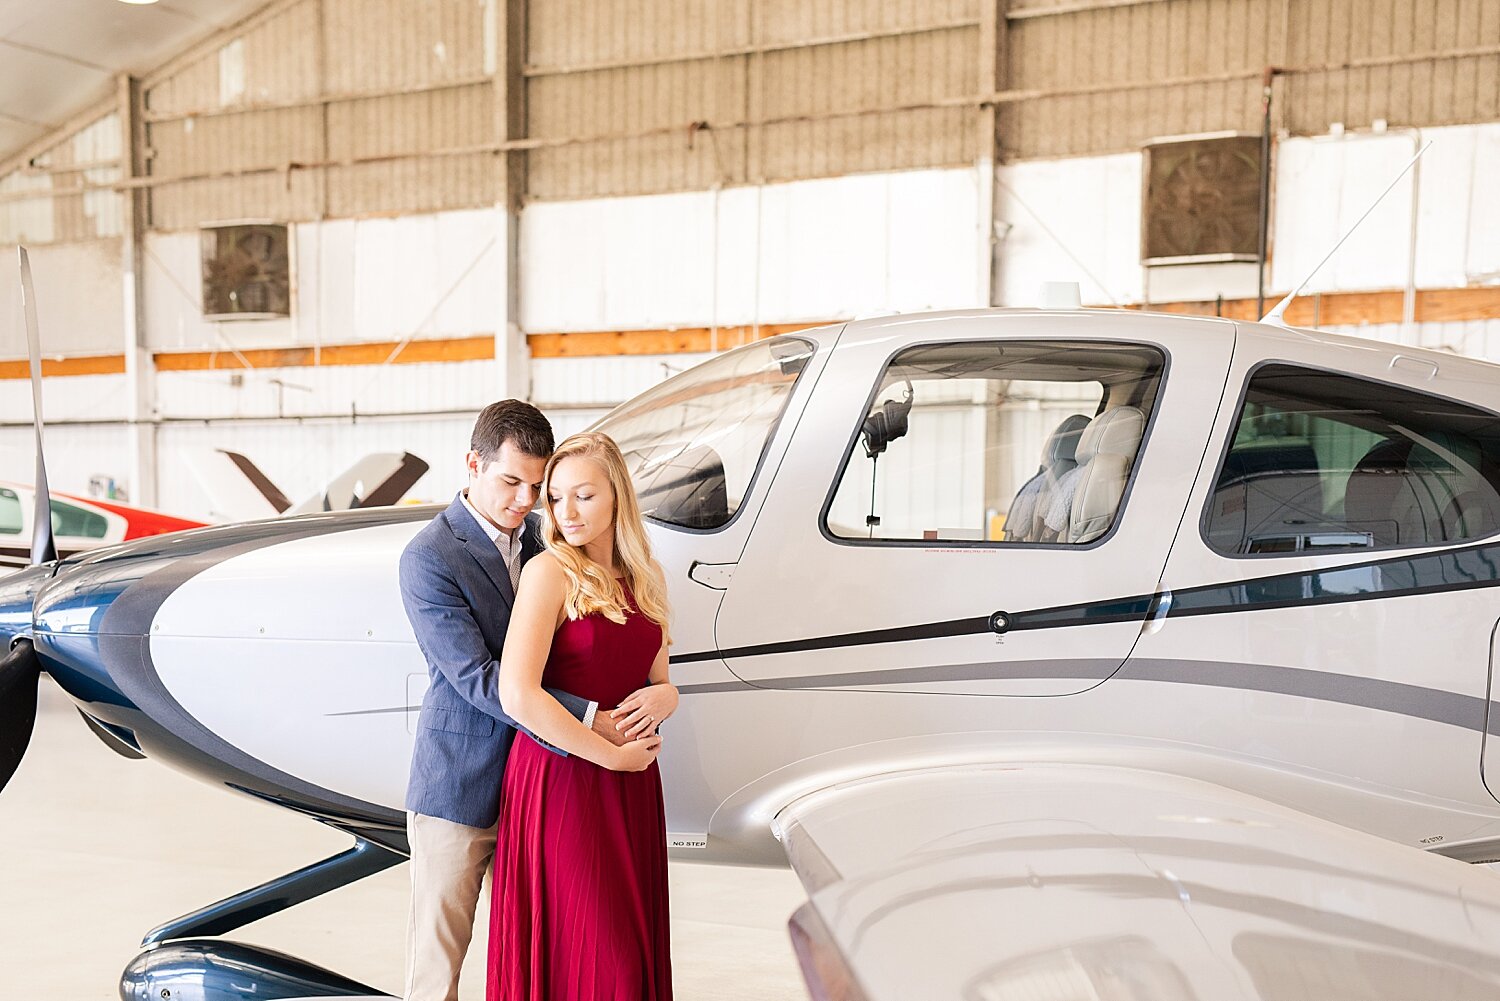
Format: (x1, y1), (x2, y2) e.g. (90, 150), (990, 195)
(399, 400), (637, 1001)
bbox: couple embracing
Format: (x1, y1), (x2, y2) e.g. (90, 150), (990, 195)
(400, 401), (676, 1001)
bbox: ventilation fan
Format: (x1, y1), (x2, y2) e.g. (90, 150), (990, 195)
(1142, 135), (1263, 264)
(201, 223), (291, 318)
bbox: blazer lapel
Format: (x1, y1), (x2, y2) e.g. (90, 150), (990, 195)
(445, 494), (516, 609)
(520, 513), (546, 566)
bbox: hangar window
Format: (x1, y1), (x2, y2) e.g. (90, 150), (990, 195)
(1204, 364), (1500, 556)
(593, 335), (816, 531)
(825, 341), (1164, 546)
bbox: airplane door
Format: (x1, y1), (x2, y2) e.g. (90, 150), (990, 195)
(1141, 327), (1500, 820)
(714, 312), (1237, 696)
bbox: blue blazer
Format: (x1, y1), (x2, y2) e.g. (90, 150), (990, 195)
(400, 494), (590, 828)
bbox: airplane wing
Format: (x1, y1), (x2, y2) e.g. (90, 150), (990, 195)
(775, 763), (1500, 1001)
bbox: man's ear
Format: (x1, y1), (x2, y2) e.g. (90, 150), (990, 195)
(465, 450), (482, 478)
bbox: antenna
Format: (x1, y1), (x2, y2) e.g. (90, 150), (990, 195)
(1262, 140), (1431, 326)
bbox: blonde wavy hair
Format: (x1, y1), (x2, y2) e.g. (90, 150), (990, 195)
(541, 431), (671, 642)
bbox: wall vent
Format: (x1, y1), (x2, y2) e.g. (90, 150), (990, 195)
(201, 223), (291, 319)
(1142, 134), (1263, 266)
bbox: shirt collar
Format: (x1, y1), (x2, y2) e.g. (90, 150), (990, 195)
(460, 490), (519, 547)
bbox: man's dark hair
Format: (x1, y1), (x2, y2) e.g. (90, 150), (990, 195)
(470, 400), (554, 464)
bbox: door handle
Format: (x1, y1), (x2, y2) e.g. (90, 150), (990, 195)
(688, 561), (736, 590)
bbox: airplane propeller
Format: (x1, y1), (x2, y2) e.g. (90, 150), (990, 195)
(0, 246), (58, 794)
(19, 247), (56, 566)
(0, 640), (40, 791)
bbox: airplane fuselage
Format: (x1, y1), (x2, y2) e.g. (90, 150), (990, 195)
(10, 309), (1500, 869)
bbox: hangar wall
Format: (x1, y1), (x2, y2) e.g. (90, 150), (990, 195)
(1, 0), (1499, 522)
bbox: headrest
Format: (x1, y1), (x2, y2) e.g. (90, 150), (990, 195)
(1044, 414), (1092, 466)
(1076, 407), (1146, 463)
(1354, 438), (1412, 472)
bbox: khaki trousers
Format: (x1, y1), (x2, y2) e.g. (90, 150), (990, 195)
(405, 811), (498, 1001)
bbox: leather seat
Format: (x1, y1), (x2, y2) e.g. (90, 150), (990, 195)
(1343, 435), (1500, 547)
(1056, 406), (1147, 544)
(1005, 414), (1090, 542)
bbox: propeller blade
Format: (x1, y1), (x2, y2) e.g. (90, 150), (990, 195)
(18, 247), (56, 565)
(0, 640), (42, 791)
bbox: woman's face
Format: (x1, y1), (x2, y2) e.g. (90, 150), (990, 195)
(547, 455), (616, 552)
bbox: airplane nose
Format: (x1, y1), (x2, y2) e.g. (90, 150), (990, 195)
(0, 562), (49, 645)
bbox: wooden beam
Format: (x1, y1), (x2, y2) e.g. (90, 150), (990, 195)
(10, 284), (1500, 379)
(0, 355), (127, 379)
(1141, 286), (1500, 327)
(525, 323), (826, 358)
(152, 335), (498, 371)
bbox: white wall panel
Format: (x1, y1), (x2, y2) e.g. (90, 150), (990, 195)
(1268, 124), (1500, 294)
(994, 154), (1143, 308)
(994, 123), (1500, 307)
(1270, 133), (1418, 294)
(0, 240), (124, 357)
(0, 374), (128, 424)
(154, 360), (504, 422)
(531, 353), (714, 408)
(0, 426), (133, 501)
(520, 168), (985, 332)
(144, 207), (505, 353)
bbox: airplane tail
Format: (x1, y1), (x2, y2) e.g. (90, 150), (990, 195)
(187, 449), (430, 522)
(184, 449), (293, 522)
(285, 451), (430, 515)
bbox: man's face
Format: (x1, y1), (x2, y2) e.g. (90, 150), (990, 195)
(466, 440), (549, 532)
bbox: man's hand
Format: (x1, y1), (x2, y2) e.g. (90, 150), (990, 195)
(592, 708), (634, 747)
(610, 683), (679, 739)
(610, 734), (662, 772)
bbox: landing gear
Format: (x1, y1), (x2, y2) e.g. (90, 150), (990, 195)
(118, 837), (403, 1001)
(120, 940), (389, 1001)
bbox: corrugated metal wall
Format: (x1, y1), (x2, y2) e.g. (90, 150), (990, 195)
(525, 0), (981, 198)
(0, 112), (123, 246)
(1282, 0), (1500, 136)
(6, 0), (1487, 242)
(1003, 0), (1276, 158)
(1003, 0), (1500, 160)
(6, 1), (1499, 247)
(144, 0), (497, 230)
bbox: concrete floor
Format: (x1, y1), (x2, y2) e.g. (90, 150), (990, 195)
(0, 679), (810, 999)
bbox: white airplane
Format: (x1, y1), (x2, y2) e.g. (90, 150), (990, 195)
(11, 300), (1500, 1000)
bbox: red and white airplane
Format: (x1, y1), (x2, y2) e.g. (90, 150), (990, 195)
(0, 480), (206, 570)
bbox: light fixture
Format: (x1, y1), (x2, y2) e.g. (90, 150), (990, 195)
(116, 0), (161, 5)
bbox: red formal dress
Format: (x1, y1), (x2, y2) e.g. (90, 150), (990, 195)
(487, 586), (672, 1001)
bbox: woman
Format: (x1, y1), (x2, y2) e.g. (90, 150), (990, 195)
(487, 431), (679, 1001)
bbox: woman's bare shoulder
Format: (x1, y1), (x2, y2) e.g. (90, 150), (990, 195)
(521, 550), (567, 583)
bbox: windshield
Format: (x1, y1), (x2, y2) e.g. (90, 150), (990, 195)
(592, 336), (816, 530)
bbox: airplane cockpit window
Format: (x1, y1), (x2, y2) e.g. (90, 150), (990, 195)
(0, 488), (20, 535)
(50, 500), (109, 539)
(825, 340), (1165, 545)
(592, 335), (816, 530)
(1205, 364), (1500, 556)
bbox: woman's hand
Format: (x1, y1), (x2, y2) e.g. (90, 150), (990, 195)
(610, 734), (663, 772)
(610, 683), (679, 739)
